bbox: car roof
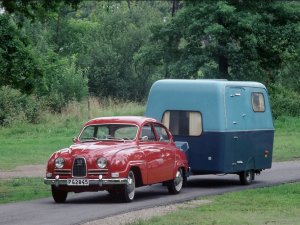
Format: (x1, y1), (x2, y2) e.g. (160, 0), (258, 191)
(84, 116), (157, 127)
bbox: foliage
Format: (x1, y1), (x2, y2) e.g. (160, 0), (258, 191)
(138, 1), (300, 84)
(75, 2), (169, 100)
(0, 0), (81, 22)
(37, 54), (88, 112)
(1, 1), (300, 120)
(269, 84), (300, 118)
(0, 14), (42, 94)
(0, 86), (41, 126)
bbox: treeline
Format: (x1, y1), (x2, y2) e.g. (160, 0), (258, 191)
(1, 0), (300, 126)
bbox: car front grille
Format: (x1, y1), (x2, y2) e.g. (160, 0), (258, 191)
(72, 157), (87, 177)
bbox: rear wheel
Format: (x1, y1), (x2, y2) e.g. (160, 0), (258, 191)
(168, 168), (184, 194)
(51, 186), (68, 203)
(239, 170), (254, 185)
(121, 170), (136, 202)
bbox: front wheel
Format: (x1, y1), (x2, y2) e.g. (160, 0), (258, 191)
(121, 170), (136, 202)
(239, 170), (255, 185)
(168, 168), (184, 194)
(51, 186), (68, 203)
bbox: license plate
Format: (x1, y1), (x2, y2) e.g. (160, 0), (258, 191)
(67, 179), (89, 186)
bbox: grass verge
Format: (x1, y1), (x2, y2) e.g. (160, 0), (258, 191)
(0, 178), (50, 204)
(132, 182), (300, 225)
(273, 116), (300, 161)
(0, 99), (144, 170)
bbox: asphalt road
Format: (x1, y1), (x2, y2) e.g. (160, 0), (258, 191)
(1, 161), (300, 225)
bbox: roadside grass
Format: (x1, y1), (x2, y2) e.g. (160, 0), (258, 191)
(273, 116), (300, 161)
(0, 178), (50, 204)
(0, 99), (144, 170)
(132, 182), (300, 225)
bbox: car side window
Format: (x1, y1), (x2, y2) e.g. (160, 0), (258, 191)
(154, 125), (170, 142)
(80, 126), (95, 140)
(140, 124), (156, 142)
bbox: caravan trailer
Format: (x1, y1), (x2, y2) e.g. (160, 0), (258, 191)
(145, 79), (274, 184)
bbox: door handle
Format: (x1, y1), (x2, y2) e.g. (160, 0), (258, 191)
(234, 136), (238, 139)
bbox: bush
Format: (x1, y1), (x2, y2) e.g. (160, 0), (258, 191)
(36, 53), (88, 113)
(269, 84), (300, 118)
(0, 86), (41, 126)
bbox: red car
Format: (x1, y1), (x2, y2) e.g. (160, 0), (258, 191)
(44, 116), (189, 203)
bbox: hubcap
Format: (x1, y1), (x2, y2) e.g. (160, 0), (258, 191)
(174, 170), (183, 192)
(246, 171), (251, 182)
(127, 171), (135, 200)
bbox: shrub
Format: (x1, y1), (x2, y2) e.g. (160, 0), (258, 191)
(269, 84), (300, 119)
(36, 54), (88, 113)
(0, 86), (41, 126)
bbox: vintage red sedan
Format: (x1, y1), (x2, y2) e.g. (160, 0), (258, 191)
(44, 116), (189, 203)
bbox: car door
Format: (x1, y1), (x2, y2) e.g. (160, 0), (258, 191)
(139, 123), (164, 184)
(153, 123), (175, 181)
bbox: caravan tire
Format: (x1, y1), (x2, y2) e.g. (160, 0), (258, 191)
(239, 170), (254, 185)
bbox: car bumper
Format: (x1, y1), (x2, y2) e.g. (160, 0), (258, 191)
(44, 175), (128, 187)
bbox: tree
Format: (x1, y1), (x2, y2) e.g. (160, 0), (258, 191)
(139, 0), (300, 85)
(0, 14), (42, 93)
(80, 1), (168, 100)
(0, 0), (80, 22)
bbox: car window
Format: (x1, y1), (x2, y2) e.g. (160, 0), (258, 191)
(154, 124), (170, 142)
(80, 125), (109, 141)
(114, 126), (137, 140)
(140, 124), (156, 141)
(96, 126), (109, 139)
(79, 124), (137, 141)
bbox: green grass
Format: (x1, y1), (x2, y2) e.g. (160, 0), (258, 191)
(0, 178), (51, 204)
(273, 116), (300, 161)
(0, 99), (145, 170)
(0, 123), (77, 170)
(132, 182), (300, 225)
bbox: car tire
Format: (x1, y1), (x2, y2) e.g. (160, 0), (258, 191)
(51, 186), (68, 203)
(168, 168), (184, 194)
(239, 170), (254, 185)
(107, 187), (120, 198)
(121, 170), (136, 203)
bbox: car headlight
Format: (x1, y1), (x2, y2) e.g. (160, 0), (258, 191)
(55, 157), (65, 169)
(97, 157), (107, 168)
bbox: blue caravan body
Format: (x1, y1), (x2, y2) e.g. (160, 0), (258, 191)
(145, 79), (274, 184)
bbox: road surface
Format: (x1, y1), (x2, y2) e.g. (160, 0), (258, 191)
(0, 161), (299, 225)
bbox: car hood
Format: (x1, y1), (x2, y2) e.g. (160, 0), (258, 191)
(56, 141), (137, 159)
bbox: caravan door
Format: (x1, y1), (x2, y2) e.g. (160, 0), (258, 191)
(225, 86), (248, 172)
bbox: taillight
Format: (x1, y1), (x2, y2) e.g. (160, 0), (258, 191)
(264, 150), (269, 158)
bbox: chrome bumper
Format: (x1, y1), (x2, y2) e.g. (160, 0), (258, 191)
(44, 175), (128, 187)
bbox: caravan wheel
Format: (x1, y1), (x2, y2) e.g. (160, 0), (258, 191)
(239, 170), (254, 185)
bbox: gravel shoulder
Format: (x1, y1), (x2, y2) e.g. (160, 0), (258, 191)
(0, 165), (45, 179)
(83, 199), (211, 225)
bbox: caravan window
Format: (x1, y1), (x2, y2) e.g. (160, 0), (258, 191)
(252, 92), (265, 112)
(162, 111), (202, 136)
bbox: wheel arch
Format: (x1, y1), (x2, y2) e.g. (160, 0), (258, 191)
(130, 166), (143, 187)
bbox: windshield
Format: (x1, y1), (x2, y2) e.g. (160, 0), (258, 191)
(79, 124), (138, 142)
